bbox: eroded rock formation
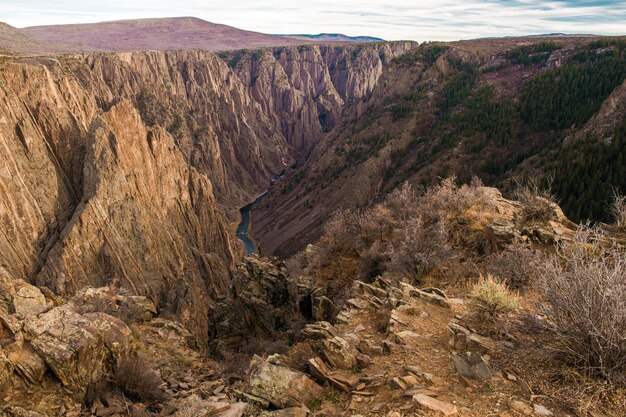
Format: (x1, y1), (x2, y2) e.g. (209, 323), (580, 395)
(0, 42), (413, 345)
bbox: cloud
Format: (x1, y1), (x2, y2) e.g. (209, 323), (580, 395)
(1, 0), (625, 41)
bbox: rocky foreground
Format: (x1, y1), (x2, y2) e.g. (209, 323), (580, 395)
(2, 186), (600, 417)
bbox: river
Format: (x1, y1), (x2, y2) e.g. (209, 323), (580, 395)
(236, 191), (268, 255)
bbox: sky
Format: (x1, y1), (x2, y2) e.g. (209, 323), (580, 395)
(1, 0), (625, 41)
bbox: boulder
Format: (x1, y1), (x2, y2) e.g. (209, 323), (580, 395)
(2, 407), (48, 417)
(400, 283), (450, 308)
(11, 285), (48, 317)
(72, 287), (157, 322)
(533, 404), (554, 416)
(510, 400), (532, 415)
(247, 360), (324, 409)
(83, 313), (132, 363)
(302, 322), (358, 370)
(7, 344), (47, 384)
(26, 305), (132, 397)
(450, 352), (493, 381)
(308, 357), (359, 393)
(395, 330), (421, 345)
(215, 403), (248, 417)
(170, 394), (247, 417)
(260, 407), (309, 417)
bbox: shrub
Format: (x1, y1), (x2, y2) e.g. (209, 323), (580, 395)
(513, 177), (558, 222)
(386, 216), (451, 282)
(485, 240), (542, 289)
(468, 274), (518, 318)
(420, 176), (493, 221)
(114, 353), (167, 403)
(538, 227), (626, 383)
(610, 189), (626, 230)
(220, 350), (248, 375)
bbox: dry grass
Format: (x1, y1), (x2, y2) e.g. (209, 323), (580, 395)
(468, 273), (518, 319)
(537, 226), (626, 384)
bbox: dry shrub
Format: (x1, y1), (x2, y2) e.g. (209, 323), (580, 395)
(114, 352), (167, 403)
(219, 349), (249, 375)
(485, 240), (542, 289)
(386, 216), (451, 283)
(513, 177), (558, 222)
(538, 227), (626, 383)
(302, 178), (495, 306)
(420, 176), (493, 220)
(218, 338), (290, 376)
(360, 240), (388, 281)
(610, 188), (626, 230)
(468, 274), (518, 319)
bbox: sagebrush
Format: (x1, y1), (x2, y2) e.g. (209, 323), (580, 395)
(538, 227), (626, 383)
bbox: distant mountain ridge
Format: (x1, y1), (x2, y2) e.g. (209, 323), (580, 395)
(20, 17), (309, 53)
(276, 33), (384, 43)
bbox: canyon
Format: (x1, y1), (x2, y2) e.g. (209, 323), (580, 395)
(0, 17), (625, 417)
(0, 39), (413, 344)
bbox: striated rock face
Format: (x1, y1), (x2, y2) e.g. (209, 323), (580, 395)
(0, 43), (411, 345)
(33, 101), (235, 341)
(0, 53), (281, 343)
(233, 42), (415, 152)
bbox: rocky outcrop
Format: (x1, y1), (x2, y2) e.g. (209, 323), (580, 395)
(301, 322), (359, 371)
(32, 101), (235, 342)
(0, 279), (133, 400)
(208, 256), (298, 352)
(247, 357), (324, 409)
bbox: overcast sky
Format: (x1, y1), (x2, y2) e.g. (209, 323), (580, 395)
(2, 0), (625, 41)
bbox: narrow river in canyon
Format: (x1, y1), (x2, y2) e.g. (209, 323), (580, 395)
(236, 191), (268, 255)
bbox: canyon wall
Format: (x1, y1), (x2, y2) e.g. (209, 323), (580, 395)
(232, 42), (415, 152)
(0, 42), (413, 342)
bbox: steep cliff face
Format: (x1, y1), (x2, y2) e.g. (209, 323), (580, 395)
(35, 102), (235, 340)
(0, 54), (273, 341)
(0, 42), (411, 343)
(81, 50), (292, 204)
(0, 79), (75, 284)
(231, 42), (415, 152)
